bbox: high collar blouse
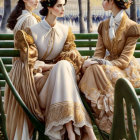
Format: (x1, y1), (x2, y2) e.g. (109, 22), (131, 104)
(30, 19), (69, 60)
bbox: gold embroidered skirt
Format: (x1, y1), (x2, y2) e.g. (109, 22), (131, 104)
(79, 57), (140, 133)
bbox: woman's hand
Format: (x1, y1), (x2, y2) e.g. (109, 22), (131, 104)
(41, 64), (54, 72)
(82, 59), (98, 73)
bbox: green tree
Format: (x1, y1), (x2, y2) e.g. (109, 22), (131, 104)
(1, 0), (11, 32)
(78, 0), (86, 33)
(130, 0), (136, 22)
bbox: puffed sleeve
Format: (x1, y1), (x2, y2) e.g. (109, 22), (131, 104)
(94, 21), (106, 59)
(14, 29), (38, 68)
(55, 27), (85, 75)
(111, 24), (140, 69)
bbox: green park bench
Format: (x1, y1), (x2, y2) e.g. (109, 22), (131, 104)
(0, 33), (140, 140)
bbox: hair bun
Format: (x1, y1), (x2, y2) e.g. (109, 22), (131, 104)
(115, 0), (133, 9)
(40, 0), (52, 7)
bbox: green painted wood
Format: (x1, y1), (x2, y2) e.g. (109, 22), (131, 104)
(1, 41), (140, 50)
(5, 66), (12, 72)
(110, 78), (140, 140)
(75, 41), (96, 47)
(0, 73), (4, 80)
(134, 52), (140, 58)
(0, 42), (140, 49)
(0, 50), (20, 57)
(79, 50), (94, 56)
(0, 42), (14, 48)
(75, 34), (98, 39)
(0, 33), (140, 42)
(1, 91), (4, 97)
(135, 88), (140, 96)
(0, 34), (14, 40)
(0, 81), (5, 87)
(136, 44), (140, 50)
(0, 41), (97, 48)
(0, 65), (12, 73)
(1, 58), (12, 64)
(0, 34), (99, 40)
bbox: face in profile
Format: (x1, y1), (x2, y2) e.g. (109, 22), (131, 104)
(23, 0), (39, 11)
(102, 0), (113, 11)
(49, 0), (66, 17)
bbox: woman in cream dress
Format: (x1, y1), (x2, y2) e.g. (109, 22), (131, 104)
(7, 0), (40, 34)
(4, 0), (41, 140)
(79, 0), (140, 134)
(5, 0), (97, 140)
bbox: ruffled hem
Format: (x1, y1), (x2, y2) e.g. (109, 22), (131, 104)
(44, 101), (92, 140)
(45, 116), (92, 140)
(80, 83), (114, 133)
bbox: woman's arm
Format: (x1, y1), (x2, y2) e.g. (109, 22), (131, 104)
(94, 22), (106, 59)
(111, 25), (140, 69)
(56, 27), (85, 74)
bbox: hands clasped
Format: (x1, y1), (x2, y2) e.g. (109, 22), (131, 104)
(82, 58), (112, 73)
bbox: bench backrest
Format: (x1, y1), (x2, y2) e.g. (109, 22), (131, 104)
(1, 33), (140, 97)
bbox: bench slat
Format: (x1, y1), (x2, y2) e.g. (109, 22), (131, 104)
(1, 91), (4, 97)
(136, 44), (140, 50)
(1, 41), (140, 49)
(0, 81), (5, 87)
(134, 52), (140, 58)
(2, 58), (12, 64)
(0, 65), (12, 73)
(0, 34), (140, 42)
(0, 42), (14, 48)
(0, 34), (14, 40)
(75, 34), (98, 39)
(0, 49), (140, 59)
(0, 73), (3, 79)
(135, 88), (140, 95)
(0, 50), (20, 57)
(75, 41), (96, 47)
(79, 50), (94, 56)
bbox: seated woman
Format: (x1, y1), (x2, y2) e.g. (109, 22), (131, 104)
(7, 0), (40, 34)
(7, 0), (40, 63)
(5, 0), (41, 140)
(4, 0), (97, 140)
(79, 0), (140, 134)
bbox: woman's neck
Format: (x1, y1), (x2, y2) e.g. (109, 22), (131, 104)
(45, 14), (57, 27)
(111, 5), (122, 17)
(25, 6), (33, 13)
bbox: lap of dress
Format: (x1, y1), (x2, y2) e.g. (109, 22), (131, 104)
(35, 60), (92, 140)
(79, 57), (140, 133)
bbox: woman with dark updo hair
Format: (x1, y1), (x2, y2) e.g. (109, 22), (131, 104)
(7, 0), (40, 34)
(4, 0), (97, 140)
(79, 0), (140, 134)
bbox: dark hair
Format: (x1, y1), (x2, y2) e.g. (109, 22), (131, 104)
(7, 0), (25, 30)
(40, 0), (67, 16)
(113, 0), (132, 9)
